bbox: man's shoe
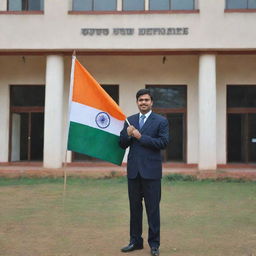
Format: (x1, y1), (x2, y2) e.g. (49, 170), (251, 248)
(151, 247), (160, 256)
(121, 242), (143, 252)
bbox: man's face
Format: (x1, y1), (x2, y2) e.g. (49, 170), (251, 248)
(137, 94), (153, 114)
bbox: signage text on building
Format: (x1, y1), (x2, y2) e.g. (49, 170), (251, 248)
(81, 27), (189, 36)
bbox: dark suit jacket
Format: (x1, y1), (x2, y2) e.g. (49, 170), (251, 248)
(119, 112), (169, 179)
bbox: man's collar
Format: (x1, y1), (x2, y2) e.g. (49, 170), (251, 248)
(139, 110), (152, 119)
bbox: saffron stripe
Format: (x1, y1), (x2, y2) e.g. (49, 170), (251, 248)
(72, 59), (126, 121)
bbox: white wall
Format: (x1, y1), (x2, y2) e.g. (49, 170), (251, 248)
(0, 0), (256, 50)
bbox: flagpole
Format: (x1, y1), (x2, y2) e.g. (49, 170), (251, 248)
(125, 118), (131, 126)
(63, 52), (77, 195)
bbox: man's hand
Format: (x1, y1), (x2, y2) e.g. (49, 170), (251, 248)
(132, 129), (142, 139)
(127, 125), (135, 136)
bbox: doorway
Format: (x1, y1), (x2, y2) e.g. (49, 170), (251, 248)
(11, 112), (44, 161)
(147, 85), (187, 162)
(10, 85), (45, 162)
(166, 113), (185, 161)
(227, 113), (256, 163)
(227, 85), (256, 163)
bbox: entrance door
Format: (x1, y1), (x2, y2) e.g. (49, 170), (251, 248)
(248, 114), (256, 162)
(147, 85), (187, 162)
(227, 85), (256, 163)
(227, 114), (256, 163)
(10, 85), (45, 162)
(166, 113), (185, 161)
(12, 112), (44, 161)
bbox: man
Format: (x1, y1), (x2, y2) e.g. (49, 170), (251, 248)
(119, 89), (169, 256)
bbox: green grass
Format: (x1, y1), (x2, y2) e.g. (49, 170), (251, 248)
(0, 177), (256, 256)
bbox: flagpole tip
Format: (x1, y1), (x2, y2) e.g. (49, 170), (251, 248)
(72, 50), (76, 57)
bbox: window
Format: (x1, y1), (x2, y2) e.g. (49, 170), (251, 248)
(10, 86), (45, 107)
(147, 86), (187, 108)
(172, 0), (194, 10)
(150, 0), (169, 10)
(226, 0), (256, 9)
(8, 0), (44, 11)
(149, 0), (194, 11)
(123, 0), (144, 11)
(227, 86), (256, 108)
(73, 0), (91, 11)
(73, 0), (116, 11)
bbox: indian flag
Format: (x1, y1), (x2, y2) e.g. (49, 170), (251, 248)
(67, 56), (126, 165)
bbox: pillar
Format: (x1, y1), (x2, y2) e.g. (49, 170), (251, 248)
(198, 54), (217, 170)
(43, 55), (64, 168)
(0, 0), (7, 11)
(0, 85), (9, 162)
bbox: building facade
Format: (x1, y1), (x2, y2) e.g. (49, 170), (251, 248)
(0, 0), (256, 170)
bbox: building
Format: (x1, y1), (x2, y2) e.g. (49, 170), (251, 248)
(0, 0), (256, 170)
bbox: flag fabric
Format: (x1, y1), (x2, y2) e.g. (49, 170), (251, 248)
(67, 56), (126, 165)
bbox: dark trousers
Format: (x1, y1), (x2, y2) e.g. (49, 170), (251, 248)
(128, 173), (161, 248)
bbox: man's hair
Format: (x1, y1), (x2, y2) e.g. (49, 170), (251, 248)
(136, 89), (153, 101)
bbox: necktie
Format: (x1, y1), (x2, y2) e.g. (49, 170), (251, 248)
(139, 115), (146, 129)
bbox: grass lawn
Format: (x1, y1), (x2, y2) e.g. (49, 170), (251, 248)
(0, 177), (256, 256)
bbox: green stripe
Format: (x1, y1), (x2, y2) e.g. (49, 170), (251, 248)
(68, 121), (125, 165)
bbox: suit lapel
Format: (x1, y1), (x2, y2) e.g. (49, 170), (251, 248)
(134, 113), (140, 130)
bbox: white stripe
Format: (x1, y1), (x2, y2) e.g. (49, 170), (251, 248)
(70, 101), (124, 136)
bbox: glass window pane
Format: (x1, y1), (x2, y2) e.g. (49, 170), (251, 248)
(101, 85), (119, 104)
(149, 0), (169, 10)
(248, 0), (256, 8)
(94, 0), (116, 10)
(28, 0), (43, 10)
(228, 86), (256, 108)
(227, 86), (247, 107)
(226, 0), (247, 9)
(8, 0), (22, 11)
(123, 0), (144, 11)
(10, 86), (45, 107)
(147, 86), (187, 108)
(247, 86), (256, 107)
(73, 0), (92, 11)
(171, 0), (194, 10)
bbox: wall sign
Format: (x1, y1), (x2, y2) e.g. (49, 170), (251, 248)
(81, 27), (189, 36)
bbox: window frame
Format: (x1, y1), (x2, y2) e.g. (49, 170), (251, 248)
(7, 0), (44, 11)
(69, 0), (199, 13)
(149, 0), (195, 11)
(122, 0), (145, 11)
(226, 0), (256, 9)
(72, 0), (117, 11)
